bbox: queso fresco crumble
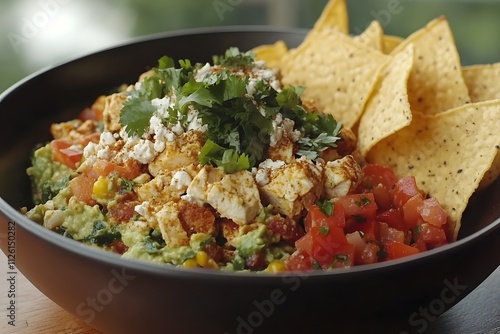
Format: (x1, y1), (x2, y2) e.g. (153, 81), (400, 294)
(23, 48), (451, 272)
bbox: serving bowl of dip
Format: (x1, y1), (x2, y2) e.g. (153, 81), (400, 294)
(0, 27), (498, 334)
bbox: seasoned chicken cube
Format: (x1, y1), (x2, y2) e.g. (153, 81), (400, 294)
(186, 166), (262, 225)
(148, 130), (205, 176)
(137, 164), (199, 204)
(323, 155), (363, 199)
(102, 92), (127, 133)
(267, 135), (296, 163)
(207, 170), (262, 225)
(155, 202), (189, 247)
(185, 165), (225, 204)
(259, 156), (323, 218)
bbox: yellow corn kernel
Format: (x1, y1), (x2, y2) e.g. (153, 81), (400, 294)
(195, 251), (219, 269)
(195, 251), (210, 267)
(266, 260), (286, 273)
(92, 176), (109, 199)
(182, 258), (198, 268)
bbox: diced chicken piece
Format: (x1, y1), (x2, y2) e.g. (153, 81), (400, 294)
(267, 135), (296, 163)
(207, 170), (262, 225)
(323, 155), (363, 199)
(137, 164), (199, 204)
(178, 201), (216, 236)
(155, 202), (189, 247)
(50, 120), (82, 139)
(185, 165), (225, 204)
(102, 92), (127, 133)
(259, 157), (323, 218)
(50, 119), (98, 142)
(148, 130), (205, 176)
(186, 166), (262, 225)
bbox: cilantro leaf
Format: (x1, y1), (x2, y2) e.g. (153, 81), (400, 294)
(120, 97), (156, 136)
(316, 199), (334, 217)
(199, 139), (250, 173)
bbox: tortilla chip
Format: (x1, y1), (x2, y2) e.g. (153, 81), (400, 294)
(461, 63), (500, 189)
(462, 63), (500, 102)
(390, 17), (471, 115)
(281, 27), (388, 128)
(253, 40), (289, 69)
(382, 34), (404, 54)
(366, 100), (500, 240)
(312, 0), (349, 35)
(357, 44), (414, 156)
(353, 20), (383, 51)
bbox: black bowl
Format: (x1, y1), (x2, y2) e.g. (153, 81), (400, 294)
(0, 27), (498, 334)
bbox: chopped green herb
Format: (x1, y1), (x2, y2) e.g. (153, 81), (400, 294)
(318, 226), (330, 236)
(311, 261), (322, 270)
(120, 97), (156, 137)
(316, 199), (334, 217)
(360, 195), (372, 205)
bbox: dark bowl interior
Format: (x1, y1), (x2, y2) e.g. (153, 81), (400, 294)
(0, 27), (498, 334)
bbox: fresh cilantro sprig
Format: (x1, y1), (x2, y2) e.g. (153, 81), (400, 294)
(278, 86), (342, 160)
(119, 48), (343, 173)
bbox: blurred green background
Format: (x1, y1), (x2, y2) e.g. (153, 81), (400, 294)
(1, 0), (499, 93)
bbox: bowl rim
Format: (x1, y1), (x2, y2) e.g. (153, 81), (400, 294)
(1, 26), (499, 280)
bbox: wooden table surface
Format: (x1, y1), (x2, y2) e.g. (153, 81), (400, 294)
(0, 251), (498, 334)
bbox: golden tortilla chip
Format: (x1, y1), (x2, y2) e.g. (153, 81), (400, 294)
(366, 100), (500, 240)
(357, 44), (414, 156)
(281, 27), (388, 128)
(253, 40), (289, 69)
(382, 34), (404, 54)
(462, 63), (500, 102)
(461, 63), (500, 189)
(312, 0), (349, 35)
(390, 17), (470, 115)
(353, 20), (383, 51)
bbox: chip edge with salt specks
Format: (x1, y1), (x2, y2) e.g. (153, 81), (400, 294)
(280, 27), (389, 128)
(390, 16), (471, 116)
(357, 43), (415, 157)
(366, 100), (500, 240)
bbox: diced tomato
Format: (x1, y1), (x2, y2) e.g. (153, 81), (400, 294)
(372, 185), (393, 211)
(385, 241), (420, 260)
(93, 159), (142, 180)
(51, 139), (83, 169)
(111, 240), (129, 254)
(79, 106), (103, 121)
(308, 226), (347, 267)
(337, 193), (377, 219)
(362, 164), (399, 189)
(346, 218), (379, 242)
(267, 216), (305, 244)
(285, 249), (313, 271)
(377, 208), (408, 233)
(414, 223), (447, 244)
(346, 231), (380, 265)
(328, 243), (355, 268)
(295, 233), (313, 255)
(392, 176), (422, 208)
(68, 171), (98, 206)
(402, 194), (424, 228)
(418, 197), (448, 227)
(379, 222), (405, 245)
(79, 133), (101, 146)
(304, 201), (345, 232)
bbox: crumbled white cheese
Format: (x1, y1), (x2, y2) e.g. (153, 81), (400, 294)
(130, 139), (156, 164)
(170, 170), (192, 190)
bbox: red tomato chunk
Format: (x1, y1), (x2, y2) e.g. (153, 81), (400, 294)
(286, 164), (450, 272)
